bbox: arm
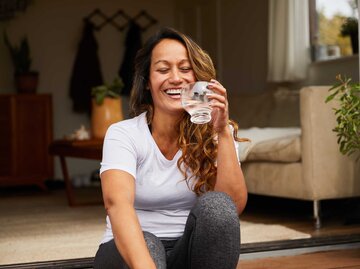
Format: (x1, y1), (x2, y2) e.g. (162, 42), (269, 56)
(101, 169), (157, 269)
(215, 127), (248, 214)
(208, 79), (248, 214)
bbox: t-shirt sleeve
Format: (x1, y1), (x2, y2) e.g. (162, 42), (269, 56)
(229, 125), (241, 164)
(234, 139), (241, 164)
(100, 124), (137, 178)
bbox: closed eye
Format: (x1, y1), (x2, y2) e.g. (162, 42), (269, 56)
(180, 67), (192, 72)
(157, 68), (169, 74)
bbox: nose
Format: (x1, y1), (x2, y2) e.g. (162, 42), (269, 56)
(168, 69), (182, 84)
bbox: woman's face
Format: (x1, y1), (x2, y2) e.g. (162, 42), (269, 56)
(148, 38), (196, 116)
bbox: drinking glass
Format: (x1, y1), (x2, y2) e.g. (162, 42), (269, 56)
(181, 81), (213, 124)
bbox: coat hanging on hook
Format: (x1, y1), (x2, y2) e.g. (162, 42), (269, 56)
(118, 21), (142, 96)
(69, 21), (104, 114)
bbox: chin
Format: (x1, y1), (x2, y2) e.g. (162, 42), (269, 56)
(169, 106), (185, 115)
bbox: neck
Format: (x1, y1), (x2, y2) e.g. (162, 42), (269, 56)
(150, 110), (184, 160)
(151, 111), (183, 140)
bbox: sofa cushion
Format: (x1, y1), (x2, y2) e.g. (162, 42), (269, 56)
(247, 135), (301, 162)
(237, 127), (301, 162)
(242, 162), (304, 199)
(229, 91), (274, 128)
(229, 88), (300, 129)
(267, 88), (300, 127)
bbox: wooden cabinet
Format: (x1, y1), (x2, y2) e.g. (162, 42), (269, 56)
(0, 94), (53, 189)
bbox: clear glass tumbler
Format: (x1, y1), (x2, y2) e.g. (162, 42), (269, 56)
(181, 81), (213, 124)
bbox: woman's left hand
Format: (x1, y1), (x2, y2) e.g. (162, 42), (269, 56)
(207, 79), (229, 134)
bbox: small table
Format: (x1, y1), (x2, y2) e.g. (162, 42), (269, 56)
(49, 139), (103, 206)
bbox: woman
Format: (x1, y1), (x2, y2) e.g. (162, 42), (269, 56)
(94, 27), (248, 269)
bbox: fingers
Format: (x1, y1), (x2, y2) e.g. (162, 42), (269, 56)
(207, 79), (228, 109)
(206, 79), (229, 131)
(208, 93), (226, 105)
(208, 79), (227, 97)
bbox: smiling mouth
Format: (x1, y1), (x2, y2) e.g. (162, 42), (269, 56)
(165, 89), (182, 97)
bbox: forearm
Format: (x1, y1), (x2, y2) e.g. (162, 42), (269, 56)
(107, 203), (157, 269)
(214, 127), (248, 214)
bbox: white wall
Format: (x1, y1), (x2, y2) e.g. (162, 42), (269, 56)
(0, 0), (175, 180)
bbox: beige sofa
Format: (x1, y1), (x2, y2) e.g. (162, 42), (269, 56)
(229, 86), (360, 228)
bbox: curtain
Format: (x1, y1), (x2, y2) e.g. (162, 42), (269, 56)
(268, 0), (310, 82)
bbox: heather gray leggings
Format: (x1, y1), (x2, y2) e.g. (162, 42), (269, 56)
(93, 191), (241, 269)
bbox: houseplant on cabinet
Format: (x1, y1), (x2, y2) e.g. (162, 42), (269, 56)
(91, 76), (124, 139)
(4, 32), (39, 93)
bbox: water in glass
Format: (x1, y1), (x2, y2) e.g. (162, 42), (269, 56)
(181, 81), (213, 124)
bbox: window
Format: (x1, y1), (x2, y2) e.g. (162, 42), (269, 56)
(309, 0), (358, 61)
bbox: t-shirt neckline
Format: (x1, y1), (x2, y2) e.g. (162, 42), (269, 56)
(141, 112), (182, 164)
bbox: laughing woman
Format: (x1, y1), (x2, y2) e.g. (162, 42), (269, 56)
(94, 27), (248, 269)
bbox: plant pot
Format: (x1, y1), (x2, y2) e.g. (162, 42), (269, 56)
(350, 32), (359, 54)
(15, 71), (39, 94)
(91, 97), (124, 139)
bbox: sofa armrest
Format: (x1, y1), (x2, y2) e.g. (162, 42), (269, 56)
(300, 86), (359, 200)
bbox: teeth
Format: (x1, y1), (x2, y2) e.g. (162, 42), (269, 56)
(165, 89), (181, 95)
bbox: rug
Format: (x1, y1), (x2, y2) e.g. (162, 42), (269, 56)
(0, 191), (311, 265)
(240, 221), (311, 244)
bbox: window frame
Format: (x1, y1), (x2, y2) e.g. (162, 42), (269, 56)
(308, 0), (357, 62)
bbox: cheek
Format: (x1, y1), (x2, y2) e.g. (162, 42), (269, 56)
(149, 76), (162, 91)
(149, 69), (165, 85)
(186, 70), (196, 81)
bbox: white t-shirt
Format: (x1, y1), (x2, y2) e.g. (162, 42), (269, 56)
(100, 112), (198, 243)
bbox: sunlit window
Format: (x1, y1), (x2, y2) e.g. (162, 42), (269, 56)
(310, 0), (358, 61)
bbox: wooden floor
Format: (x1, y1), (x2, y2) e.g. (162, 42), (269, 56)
(237, 248), (360, 269)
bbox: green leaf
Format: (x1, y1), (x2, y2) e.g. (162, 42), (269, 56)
(92, 76), (125, 104)
(325, 89), (339, 102)
(326, 75), (360, 157)
(3, 32), (32, 73)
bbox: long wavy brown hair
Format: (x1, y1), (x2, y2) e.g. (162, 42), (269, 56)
(130, 27), (245, 195)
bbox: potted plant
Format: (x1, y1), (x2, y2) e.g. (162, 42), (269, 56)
(326, 75), (360, 158)
(340, 17), (359, 54)
(4, 32), (39, 93)
(326, 75), (360, 224)
(91, 76), (124, 139)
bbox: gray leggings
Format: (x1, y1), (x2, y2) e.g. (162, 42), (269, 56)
(93, 191), (240, 269)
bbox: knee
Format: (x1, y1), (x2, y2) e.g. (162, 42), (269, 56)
(195, 191), (239, 229)
(143, 232), (166, 268)
(143, 231), (164, 253)
(93, 240), (128, 269)
(143, 231), (160, 243)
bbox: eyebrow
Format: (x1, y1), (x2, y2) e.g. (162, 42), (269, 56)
(153, 59), (190, 65)
(154, 60), (168, 65)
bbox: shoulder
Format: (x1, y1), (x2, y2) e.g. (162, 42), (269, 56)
(106, 113), (148, 139)
(103, 113), (150, 160)
(102, 113), (151, 166)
